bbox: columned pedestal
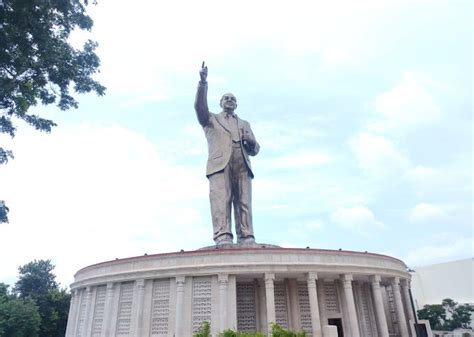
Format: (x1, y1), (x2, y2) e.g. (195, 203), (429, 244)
(66, 247), (411, 337)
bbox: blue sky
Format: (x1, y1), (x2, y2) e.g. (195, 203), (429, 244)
(0, 0), (472, 287)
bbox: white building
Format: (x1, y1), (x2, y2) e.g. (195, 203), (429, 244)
(410, 258), (474, 309)
(65, 247), (417, 337)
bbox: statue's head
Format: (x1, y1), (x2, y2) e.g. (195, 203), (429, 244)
(220, 93), (237, 113)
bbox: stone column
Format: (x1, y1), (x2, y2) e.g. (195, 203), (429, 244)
(109, 284), (122, 337)
(257, 279), (267, 332)
(307, 272), (322, 337)
(227, 276), (237, 330)
(265, 273), (276, 336)
(65, 289), (78, 337)
(317, 279), (327, 334)
(219, 274), (229, 331)
(72, 289), (84, 337)
(401, 279), (415, 331)
(370, 275), (389, 337)
(141, 280), (153, 337)
(134, 279), (146, 337)
(168, 278), (177, 336)
(340, 274), (360, 337)
(175, 276), (186, 337)
(391, 278), (409, 337)
(83, 286), (94, 337)
(102, 283), (115, 337)
(287, 279), (300, 331)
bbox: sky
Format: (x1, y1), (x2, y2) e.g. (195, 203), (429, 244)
(0, 0), (472, 289)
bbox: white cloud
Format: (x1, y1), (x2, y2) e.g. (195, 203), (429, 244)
(288, 220), (325, 239)
(251, 118), (327, 154)
(368, 71), (441, 133)
(1, 0), (469, 289)
(409, 203), (446, 224)
(349, 132), (410, 177)
(404, 164), (472, 200)
(302, 220), (325, 231)
(403, 233), (473, 267)
(404, 165), (439, 187)
(331, 206), (384, 233)
(70, 0), (421, 100)
(0, 123), (209, 287)
(267, 151), (333, 170)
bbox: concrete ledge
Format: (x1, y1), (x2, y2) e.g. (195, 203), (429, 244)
(71, 247), (409, 289)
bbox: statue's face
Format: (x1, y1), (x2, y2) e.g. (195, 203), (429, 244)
(220, 93), (237, 112)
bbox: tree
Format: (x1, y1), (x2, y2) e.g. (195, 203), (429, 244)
(14, 260), (58, 298)
(0, 201), (8, 223)
(442, 298), (457, 317)
(418, 298), (474, 331)
(0, 0), (106, 222)
(0, 283), (41, 337)
(14, 260), (70, 337)
(0, 283), (8, 297)
(450, 303), (474, 330)
(417, 304), (446, 330)
(41, 288), (71, 337)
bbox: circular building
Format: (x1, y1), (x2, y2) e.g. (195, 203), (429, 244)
(65, 246), (415, 337)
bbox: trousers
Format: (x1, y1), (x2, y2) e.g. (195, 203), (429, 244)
(208, 142), (254, 243)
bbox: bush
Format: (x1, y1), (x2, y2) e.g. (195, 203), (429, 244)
(194, 322), (306, 337)
(194, 321), (211, 337)
(219, 329), (265, 337)
(271, 323), (306, 337)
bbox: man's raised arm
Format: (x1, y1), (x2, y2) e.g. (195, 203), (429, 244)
(194, 62), (210, 126)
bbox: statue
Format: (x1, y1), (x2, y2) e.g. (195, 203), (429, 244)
(194, 62), (260, 246)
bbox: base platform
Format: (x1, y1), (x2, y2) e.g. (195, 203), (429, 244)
(65, 246), (414, 337)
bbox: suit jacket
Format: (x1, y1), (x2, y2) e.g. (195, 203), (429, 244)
(194, 81), (260, 178)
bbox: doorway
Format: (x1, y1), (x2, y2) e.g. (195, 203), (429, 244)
(328, 318), (344, 337)
(415, 323), (429, 337)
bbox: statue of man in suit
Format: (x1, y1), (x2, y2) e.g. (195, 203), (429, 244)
(194, 62), (260, 246)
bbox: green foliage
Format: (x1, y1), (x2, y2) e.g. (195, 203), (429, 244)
(12, 260), (70, 337)
(0, 201), (9, 223)
(31, 288), (71, 337)
(46, 288), (71, 336)
(219, 329), (236, 337)
(14, 260), (58, 298)
(0, 0), (106, 222)
(271, 323), (306, 337)
(417, 298), (474, 331)
(0, 283), (9, 298)
(418, 304), (446, 330)
(194, 321), (211, 337)
(194, 322), (306, 337)
(450, 303), (474, 330)
(219, 329), (265, 337)
(0, 284), (41, 337)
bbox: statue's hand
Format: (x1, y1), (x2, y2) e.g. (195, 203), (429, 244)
(200, 61), (208, 82)
(241, 128), (255, 147)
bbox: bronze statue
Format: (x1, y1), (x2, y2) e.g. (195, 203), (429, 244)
(194, 62), (260, 245)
